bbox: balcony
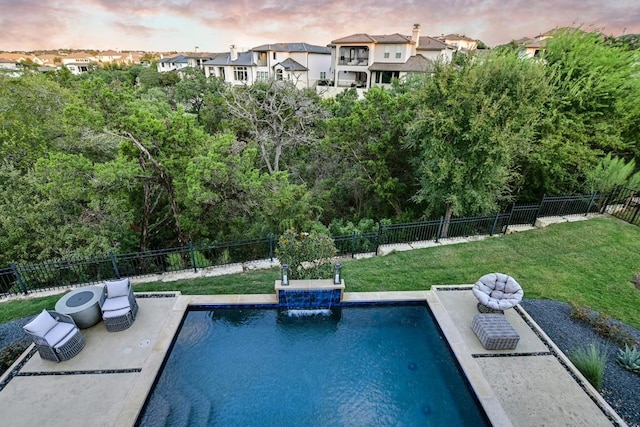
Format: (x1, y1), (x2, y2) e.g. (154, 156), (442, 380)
(338, 57), (369, 67)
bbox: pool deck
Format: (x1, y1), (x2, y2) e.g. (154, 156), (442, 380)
(0, 288), (627, 427)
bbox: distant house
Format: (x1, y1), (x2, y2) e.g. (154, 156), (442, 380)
(436, 34), (478, 51)
(185, 52), (220, 69)
(96, 50), (123, 63)
(37, 54), (61, 67)
(0, 58), (18, 70)
(156, 54), (189, 72)
(203, 42), (330, 88)
(326, 24), (449, 94)
(61, 52), (96, 75)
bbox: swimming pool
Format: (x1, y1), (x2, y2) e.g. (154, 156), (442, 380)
(138, 304), (489, 426)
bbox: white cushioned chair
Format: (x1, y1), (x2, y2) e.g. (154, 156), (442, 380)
(101, 278), (139, 332)
(472, 273), (524, 313)
(23, 309), (85, 362)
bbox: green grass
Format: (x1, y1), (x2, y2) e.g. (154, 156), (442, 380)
(2, 216), (640, 328)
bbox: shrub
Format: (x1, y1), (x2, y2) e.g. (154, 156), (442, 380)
(0, 339), (30, 375)
(276, 229), (337, 280)
(569, 343), (608, 391)
(616, 345), (640, 374)
(569, 303), (638, 348)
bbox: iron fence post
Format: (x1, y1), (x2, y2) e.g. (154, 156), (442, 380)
(533, 194), (546, 226)
(10, 263), (28, 295)
(436, 216), (444, 242)
(189, 242), (197, 272)
(109, 252), (121, 279)
(351, 232), (356, 258)
(505, 203), (515, 234)
(375, 223), (383, 256)
(490, 212), (500, 236)
(630, 197), (640, 225)
(586, 192), (597, 216)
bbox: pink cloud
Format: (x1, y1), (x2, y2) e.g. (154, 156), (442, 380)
(0, 0), (638, 51)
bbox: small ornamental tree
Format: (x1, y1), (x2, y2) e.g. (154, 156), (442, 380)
(276, 229), (337, 279)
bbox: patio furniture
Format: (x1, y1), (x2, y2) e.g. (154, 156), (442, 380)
(23, 310), (86, 362)
(55, 285), (105, 328)
(471, 313), (520, 350)
(472, 272), (524, 313)
(101, 278), (139, 332)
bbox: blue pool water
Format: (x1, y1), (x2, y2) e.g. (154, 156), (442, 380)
(138, 305), (488, 426)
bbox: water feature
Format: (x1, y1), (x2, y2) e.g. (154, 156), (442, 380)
(137, 304), (489, 426)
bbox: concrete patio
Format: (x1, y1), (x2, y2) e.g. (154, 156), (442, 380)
(0, 288), (627, 426)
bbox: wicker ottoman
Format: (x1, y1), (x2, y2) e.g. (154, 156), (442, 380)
(471, 314), (520, 350)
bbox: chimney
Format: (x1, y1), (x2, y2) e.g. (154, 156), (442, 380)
(230, 45), (238, 61)
(411, 24), (421, 55)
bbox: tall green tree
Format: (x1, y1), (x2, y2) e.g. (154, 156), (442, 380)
(524, 28), (640, 195)
(405, 52), (551, 224)
(321, 86), (416, 220)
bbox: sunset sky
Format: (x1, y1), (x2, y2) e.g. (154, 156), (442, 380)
(1, 0), (639, 52)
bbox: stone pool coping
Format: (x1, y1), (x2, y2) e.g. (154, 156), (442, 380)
(0, 289), (626, 426)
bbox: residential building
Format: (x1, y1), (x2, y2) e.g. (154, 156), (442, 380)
(156, 54), (189, 72)
(203, 43), (330, 89)
(61, 52), (96, 75)
(437, 34), (478, 51)
(326, 24), (450, 95)
(0, 58), (19, 70)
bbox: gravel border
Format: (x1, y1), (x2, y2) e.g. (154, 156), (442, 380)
(2, 300), (639, 425)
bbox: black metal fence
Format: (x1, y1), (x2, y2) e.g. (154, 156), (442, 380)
(0, 191), (624, 298)
(606, 186), (640, 226)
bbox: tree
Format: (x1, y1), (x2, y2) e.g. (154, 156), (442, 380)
(525, 29), (640, 195)
(584, 154), (640, 193)
(405, 52), (551, 228)
(321, 86), (416, 220)
(223, 80), (329, 174)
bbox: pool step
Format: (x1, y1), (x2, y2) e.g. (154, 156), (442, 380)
(140, 392), (170, 426)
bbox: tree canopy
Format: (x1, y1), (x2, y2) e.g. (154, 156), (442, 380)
(1, 29), (639, 264)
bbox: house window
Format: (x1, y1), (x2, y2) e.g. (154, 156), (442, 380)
(275, 69), (283, 80)
(257, 71), (269, 81)
(380, 71), (400, 84)
(384, 47), (390, 59)
(234, 66), (247, 81)
(218, 67), (226, 80)
(395, 47), (402, 59)
(273, 52), (277, 60)
(320, 71), (326, 79)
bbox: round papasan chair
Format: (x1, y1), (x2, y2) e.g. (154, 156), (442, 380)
(472, 273), (524, 313)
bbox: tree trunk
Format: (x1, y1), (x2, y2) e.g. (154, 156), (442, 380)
(442, 203), (453, 239)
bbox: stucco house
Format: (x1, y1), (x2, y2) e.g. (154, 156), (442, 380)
(203, 43), (330, 89)
(437, 34), (478, 51)
(326, 24), (450, 93)
(156, 54), (189, 72)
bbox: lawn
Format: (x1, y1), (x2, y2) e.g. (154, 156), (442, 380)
(2, 216), (640, 329)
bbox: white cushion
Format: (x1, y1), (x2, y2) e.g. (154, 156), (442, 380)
(102, 296), (131, 312)
(24, 310), (59, 338)
(472, 273), (524, 310)
(102, 307), (131, 319)
(105, 278), (130, 298)
(44, 322), (76, 347)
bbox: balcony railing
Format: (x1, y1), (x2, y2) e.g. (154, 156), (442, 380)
(338, 58), (369, 66)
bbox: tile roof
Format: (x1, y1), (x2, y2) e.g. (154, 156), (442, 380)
(275, 58), (308, 71)
(417, 36), (447, 51)
(369, 54), (433, 72)
(330, 33), (413, 45)
(251, 43), (330, 54)
(203, 51), (254, 66)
